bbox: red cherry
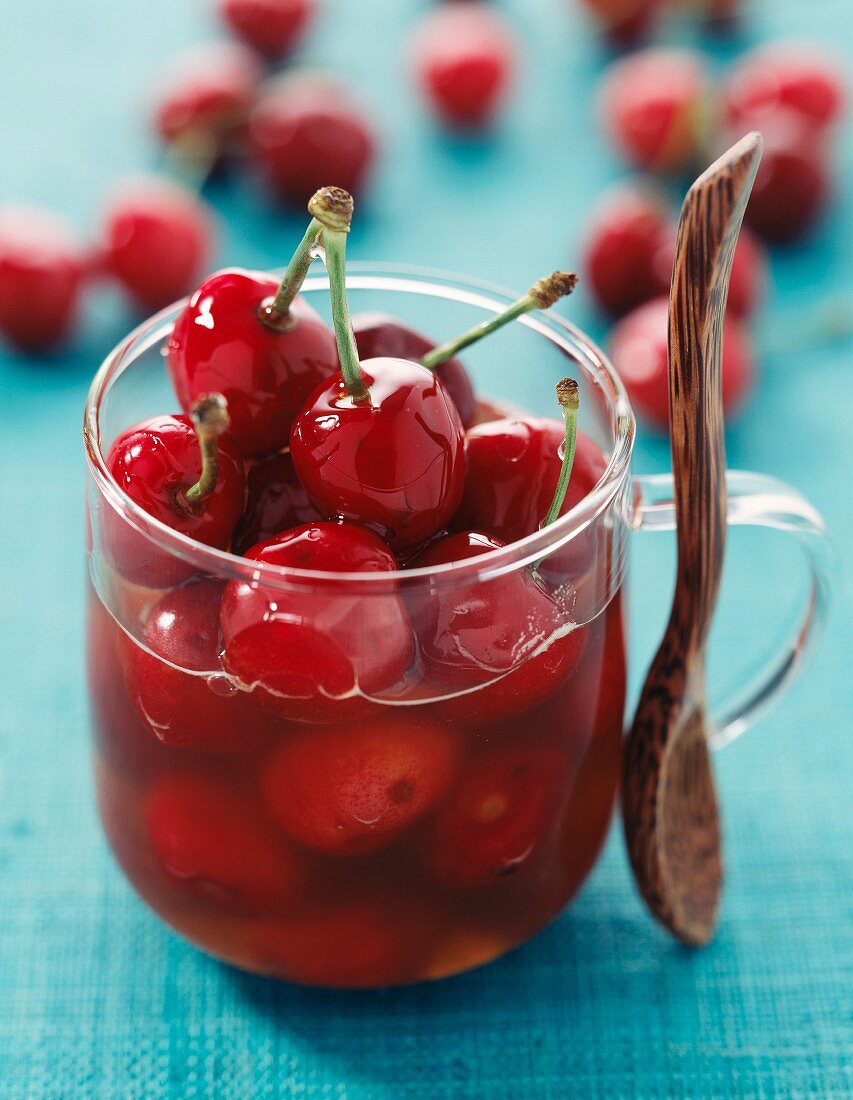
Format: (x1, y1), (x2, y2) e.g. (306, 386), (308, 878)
(151, 43), (261, 154)
(723, 42), (845, 133)
(98, 178), (214, 313)
(233, 450), (324, 554)
(578, 0), (661, 45)
(248, 75), (376, 206)
(123, 577), (279, 749)
(609, 296), (754, 430)
(105, 396), (246, 586)
(218, 0), (316, 62)
(262, 716), (458, 854)
(410, 4), (515, 130)
(653, 222), (766, 318)
(408, 531), (587, 724)
(167, 268), (337, 458)
(0, 205), (85, 353)
(292, 357), (465, 552)
(145, 774), (305, 910)
(582, 185), (671, 318)
(425, 739), (571, 887)
(352, 312), (477, 427)
(220, 522), (415, 722)
(452, 419), (607, 545)
(599, 49), (708, 174)
(742, 113), (831, 244)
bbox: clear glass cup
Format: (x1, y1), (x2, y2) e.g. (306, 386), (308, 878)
(83, 266), (832, 987)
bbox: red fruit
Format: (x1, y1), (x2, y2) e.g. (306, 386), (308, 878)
(352, 312), (477, 427)
(262, 716), (458, 854)
(105, 404), (246, 586)
(582, 185), (671, 318)
(578, 0), (661, 45)
(425, 740), (570, 887)
(452, 418), (607, 545)
(0, 205), (84, 353)
(98, 178), (213, 312)
(219, 0), (316, 62)
(743, 114), (831, 244)
(600, 49), (708, 173)
(723, 42), (845, 133)
(408, 532), (587, 724)
(410, 4), (515, 129)
(220, 522), (415, 722)
(123, 577), (277, 748)
(145, 774), (304, 910)
(233, 450), (324, 554)
(654, 223), (766, 318)
(152, 43), (261, 153)
(609, 296), (754, 429)
(248, 76), (376, 206)
(291, 358), (466, 553)
(167, 268), (337, 458)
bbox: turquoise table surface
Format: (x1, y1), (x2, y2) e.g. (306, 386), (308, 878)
(1, 0), (851, 1096)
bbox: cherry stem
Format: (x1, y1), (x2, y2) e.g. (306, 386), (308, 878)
(420, 272), (578, 371)
(542, 378), (580, 529)
(309, 187), (370, 403)
(260, 215), (326, 328)
(181, 393), (230, 510)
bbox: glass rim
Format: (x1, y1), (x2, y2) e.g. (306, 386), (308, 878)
(83, 263), (636, 589)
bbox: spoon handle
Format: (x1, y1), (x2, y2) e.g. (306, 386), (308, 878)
(668, 132), (764, 671)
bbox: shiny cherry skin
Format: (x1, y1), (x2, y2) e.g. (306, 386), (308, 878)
(152, 43), (261, 153)
(723, 42), (845, 134)
(578, 0), (661, 45)
(742, 114), (831, 244)
(654, 222), (766, 319)
(409, 532), (586, 724)
(424, 738), (571, 888)
(262, 716), (458, 855)
(220, 522), (415, 723)
(609, 296), (754, 430)
(599, 48), (708, 174)
(291, 357), (466, 554)
(410, 4), (515, 129)
(218, 0), (316, 62)
(167, 268), (338, 458)
(105, 413), (245, 586)
(582, 186), (670, 318)
(452, 418), (607, 545)
(145, 774), (305, 911)
(98, 178), (214, 312)
(233, 450), (324, 554)
(352, 312), (477, 427)
(248, 75), (376, 206)
(122, 577), (279, 749)
(0, 205), (85, 353)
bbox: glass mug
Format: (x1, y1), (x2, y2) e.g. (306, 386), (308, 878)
(83, 267), (831, 988)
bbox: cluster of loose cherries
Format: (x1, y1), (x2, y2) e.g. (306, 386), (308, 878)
(99, 187), (613, 949)
(579, 40), (845, 430)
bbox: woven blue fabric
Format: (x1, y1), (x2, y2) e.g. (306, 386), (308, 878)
(1, 1), (851, 1096)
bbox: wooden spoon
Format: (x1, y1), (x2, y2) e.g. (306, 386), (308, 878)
(622, 132), (764, 947)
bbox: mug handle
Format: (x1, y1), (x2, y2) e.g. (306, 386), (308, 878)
(632, 470), (834, 750)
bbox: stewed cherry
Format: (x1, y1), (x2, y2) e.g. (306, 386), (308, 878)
(98, 177), (214, 312)
(105, 393), (246, 586)
(410, 3), (515, 130)
(218, 0), (316, 62)
(167, 187), (340, 457)
(220, 521), (414, 722)
(233, 450), (324, 554)
(262, 716), (459, 854)
(0, 205), (85, 353)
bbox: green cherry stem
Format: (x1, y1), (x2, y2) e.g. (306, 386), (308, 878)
(180, 392), (230, 511)
(310, 186), (371, 404)
(420, 271), (579, 371)
(542, 378), (580, 528)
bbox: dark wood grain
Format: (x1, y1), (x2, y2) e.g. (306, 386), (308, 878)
(622, 133), (763, 947)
